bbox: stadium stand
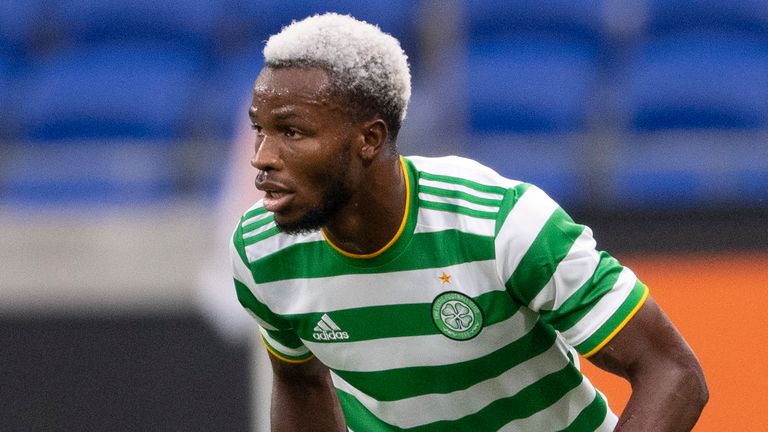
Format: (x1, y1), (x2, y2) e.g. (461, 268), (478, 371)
(611, 0), (768, 207)
(0, 0), (766, 209)
(461, 0), (607, 206)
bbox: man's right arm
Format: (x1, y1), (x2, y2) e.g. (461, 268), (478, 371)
(267, 351), (347, 432)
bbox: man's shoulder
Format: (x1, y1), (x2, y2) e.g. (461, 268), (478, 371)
(232, 201), (320, 265)
(405, 155), (523, 191)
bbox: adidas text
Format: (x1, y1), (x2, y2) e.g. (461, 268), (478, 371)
(313, 331), (350, 341)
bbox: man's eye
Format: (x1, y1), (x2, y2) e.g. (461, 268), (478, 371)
(251, 124), (264, 134)
(284, 129), (302, 138)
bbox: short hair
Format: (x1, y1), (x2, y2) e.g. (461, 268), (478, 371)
(263, 13), (412, 142)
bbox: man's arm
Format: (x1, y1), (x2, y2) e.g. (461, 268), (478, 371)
(588, 295), (708, 431)
(267, 351), (346, 432)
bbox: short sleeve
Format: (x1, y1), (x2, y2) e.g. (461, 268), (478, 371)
(230, 221), (313, 363)
(494, 184), (649, 357)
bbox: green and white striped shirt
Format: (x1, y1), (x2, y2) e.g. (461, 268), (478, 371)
(231, 155), (648, 431)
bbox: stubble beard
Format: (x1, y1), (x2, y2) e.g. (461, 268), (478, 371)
(275, 141), (354, 236)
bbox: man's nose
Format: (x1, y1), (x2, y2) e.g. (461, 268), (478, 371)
(250, 135), (281, 171)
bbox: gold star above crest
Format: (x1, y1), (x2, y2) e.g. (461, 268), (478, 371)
(439, 272), (451, 284)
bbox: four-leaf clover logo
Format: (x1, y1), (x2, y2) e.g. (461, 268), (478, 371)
(432, 292), (484, 340)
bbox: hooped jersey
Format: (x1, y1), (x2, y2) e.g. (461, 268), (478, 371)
(231, 155), (648, 431)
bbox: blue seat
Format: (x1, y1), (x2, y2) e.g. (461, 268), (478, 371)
(0, 0), (44, 57)
(465, 0), (605, 46)
(467, 38), (599, 134)
(48, 0), (223, 58)
(646, 0), (768, 36)
(623, 33), (768, 131)
(217, 0), (419, 57)
(194, 50), (264, 140)
(464, 0), (604, 134)
(19, 42), (203, 141)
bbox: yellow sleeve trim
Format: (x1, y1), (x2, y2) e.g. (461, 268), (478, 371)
(582, 284), (650, 358)
(322, 157), (410, 259)
(260, 334), (315, 364)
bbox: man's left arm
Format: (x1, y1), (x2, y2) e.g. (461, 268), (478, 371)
(588, 295), (709, 431)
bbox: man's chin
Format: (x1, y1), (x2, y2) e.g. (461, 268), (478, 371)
(274, 214), (325, 236)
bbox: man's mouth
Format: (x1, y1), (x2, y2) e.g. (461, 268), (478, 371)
(262, 189), (293, 213)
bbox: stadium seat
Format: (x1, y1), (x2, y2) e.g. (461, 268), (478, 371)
(610, 0), (768, 208)
(461, 0), (606, 206)
(465, 0), (605, 46)
(467, 38), (599, 134)
(0, 0), (43, 57)
(47, 0), (224, 60)
(19, 42), (203, 141)
(646, 0), (768, 36)
(463, 0), (605, 133)
(193, 50), (264, 140)
(622, 33), (768, 131)
(216, 0), (420, 58)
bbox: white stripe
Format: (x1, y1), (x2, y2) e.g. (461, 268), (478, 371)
(330, 340), (571, 428)
(241, 210), (271, 229)
(494, 186), (559, 284)
(528, 228), (600, 312)
(259, 260), (502, 315)
(415, 208), (497, 237)
(242, 219), (277, 239)
(406, 155), (521, 190)
(243, 230), (322, 264)
(419, 194), (501, 213)
(243, 308), (277, 331)
(419, 178), (505, 201)
(596, 408), (619, 431)
(322, 314), (342, 331)
(560, 266), (638, 346)
(498, 376), (597, 431)
(306, 308), (539, 372)
(259, 327), (311, 357)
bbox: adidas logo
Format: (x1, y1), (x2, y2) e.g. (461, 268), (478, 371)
(312, 314), (349, 341)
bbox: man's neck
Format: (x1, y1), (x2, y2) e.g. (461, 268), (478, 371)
(322, 157), (406, 256)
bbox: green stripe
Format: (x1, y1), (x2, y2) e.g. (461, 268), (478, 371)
(288, 290), (518, 343)
(420, 199), (498, 219)
(495, 183), (532, 235)
(250, 230), (495, 283)
(576, 281), (648, 355)
(234, 279), (293, 331)
(558, 391), (608, 432)
(539, 253), (624, 333)
(243, 225), (280, 246)
(332, 320), (555, 401)
(232, 221), (248, 266)
(505, 207), (585, 305)
(242, 206), (267, 220)
(339, 357), (584, 431)
(418, 185), (503, 207)
(242, 214), (274, 234)
(261, 331), (312, 360)
(419, 171), (508, 195)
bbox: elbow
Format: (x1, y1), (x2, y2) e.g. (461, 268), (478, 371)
(674, 357), (709, 415)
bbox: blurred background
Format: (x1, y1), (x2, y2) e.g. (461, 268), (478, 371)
(1, 0), (766, 431)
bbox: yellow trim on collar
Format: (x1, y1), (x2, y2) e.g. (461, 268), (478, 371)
(322, 157), (410, 259)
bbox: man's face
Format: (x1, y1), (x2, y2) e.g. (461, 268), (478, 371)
(249, 67), (358, 234)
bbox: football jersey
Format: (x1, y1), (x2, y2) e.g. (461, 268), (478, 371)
(231, 155), (648, 431)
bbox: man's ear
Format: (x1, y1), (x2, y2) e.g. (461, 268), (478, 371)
(359, 119), (388, 161)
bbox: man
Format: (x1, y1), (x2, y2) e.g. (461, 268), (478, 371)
(231, 13), (708, 431)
